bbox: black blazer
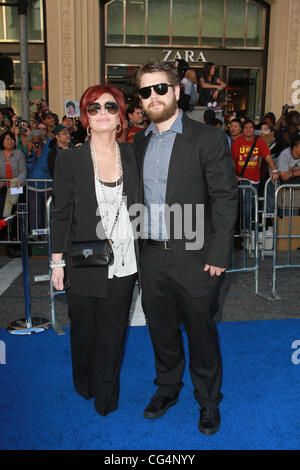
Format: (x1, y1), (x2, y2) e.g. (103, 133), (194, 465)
(50, 140), (139, 299)
(134, 113), (238, 296)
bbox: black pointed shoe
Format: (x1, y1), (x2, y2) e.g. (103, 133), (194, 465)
(143, 392), (179, 419)
(198, 405), (221, 436)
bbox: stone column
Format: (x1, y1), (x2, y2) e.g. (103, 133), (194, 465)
(265, 0), (300, 118)
(45, 0), (100, 119)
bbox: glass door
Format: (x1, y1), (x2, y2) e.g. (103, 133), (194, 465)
(106, 64), (139, 103)
(226, 67), (262, 120)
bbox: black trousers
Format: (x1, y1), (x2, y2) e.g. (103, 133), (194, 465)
(140, 243), (223, 407)
(66, 273), (136, 416)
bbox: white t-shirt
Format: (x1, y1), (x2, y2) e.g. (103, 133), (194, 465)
(95, 178), (137, 279)
(277, 147), (300, 172)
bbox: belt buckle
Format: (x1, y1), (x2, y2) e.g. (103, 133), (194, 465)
(164, 241), (170, 250)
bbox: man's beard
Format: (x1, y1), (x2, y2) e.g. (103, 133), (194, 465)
(145, 96), (178, 124)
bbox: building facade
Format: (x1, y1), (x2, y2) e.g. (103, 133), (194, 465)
(0, 0), (299, 121)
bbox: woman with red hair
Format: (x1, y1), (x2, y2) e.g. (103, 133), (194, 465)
(50, 84), (139, 417)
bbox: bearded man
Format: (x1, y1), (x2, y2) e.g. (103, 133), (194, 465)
(133, 60), (238, 436)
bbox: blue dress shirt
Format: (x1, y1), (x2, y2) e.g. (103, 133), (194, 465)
(143, 110), (183, 240)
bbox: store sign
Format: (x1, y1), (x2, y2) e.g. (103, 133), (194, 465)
(163, 50), (207, 63)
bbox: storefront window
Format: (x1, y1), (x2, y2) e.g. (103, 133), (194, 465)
(172, 0), (199, 46)
(106, 0), (266, 49)
(148, 0), (170, 44)
(126, 0), (146, 44)
(27, 0), (42, 41)
(106, 0), (123, 44)
(0, 0), (43, 42)
(201, 0), (224, 47)
(106, 65), (137, 102)
(247, 0), (264, 47)
(4, 3), (19, 40)
(6, 61), (46, 117)
(225, 0), (245, 47)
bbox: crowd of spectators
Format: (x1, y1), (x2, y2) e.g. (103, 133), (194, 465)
(0, 88), (299, 252)
(205, 105), (300, 233)
(0, 100), (87, 251)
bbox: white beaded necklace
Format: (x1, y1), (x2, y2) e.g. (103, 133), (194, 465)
(90, 141), (125, 266)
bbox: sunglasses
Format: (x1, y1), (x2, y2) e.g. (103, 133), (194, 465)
(138, 83), (174, 99)
(87, 102), (119, 116)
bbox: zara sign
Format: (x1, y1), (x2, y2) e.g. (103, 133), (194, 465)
(163, 50), (207, 63)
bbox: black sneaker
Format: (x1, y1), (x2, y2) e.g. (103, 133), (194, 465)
(143, 392), (179, 419)
(198, 406), (221, 436)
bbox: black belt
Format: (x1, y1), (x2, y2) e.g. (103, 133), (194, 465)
(146, 239), (171, 250)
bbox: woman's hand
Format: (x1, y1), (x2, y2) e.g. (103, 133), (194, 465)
(51, 266), (65, 291)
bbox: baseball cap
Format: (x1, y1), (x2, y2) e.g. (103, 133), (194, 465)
(53, 124), (67, 135)
(42, 110), (55, 120)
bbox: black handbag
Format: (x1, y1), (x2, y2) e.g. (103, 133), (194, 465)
(70, 192), (123, 268)
(70, 239), (114, 268)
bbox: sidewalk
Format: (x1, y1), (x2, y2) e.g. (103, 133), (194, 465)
(0, 248), (299, 329)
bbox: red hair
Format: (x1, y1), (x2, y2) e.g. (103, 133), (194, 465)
(80, 84), (126, 138)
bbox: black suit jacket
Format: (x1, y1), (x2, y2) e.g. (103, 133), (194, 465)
(134, 113), (238, 297)
(50, 140), (139, 299)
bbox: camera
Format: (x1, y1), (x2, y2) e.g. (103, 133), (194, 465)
(284, 104), (295, 113)
(19, 126), (27, 134)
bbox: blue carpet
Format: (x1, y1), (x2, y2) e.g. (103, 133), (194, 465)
(0, 319), (299, 450)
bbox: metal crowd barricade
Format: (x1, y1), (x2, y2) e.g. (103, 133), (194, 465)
(25, 178), (53, 242)
(0, 178), (53, 244)
(261, 177), (279, 260)
(272, 183), (300, 300)
(226, 182), (273, 300)
(7, 203), (51, 335)
(0, 178), (20, 243)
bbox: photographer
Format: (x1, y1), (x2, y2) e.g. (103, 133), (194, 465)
(11, 116), (31, 154)
(25, 130), (52, 232)
(274, 105), (300, 155)
(30, 99), (59, 126)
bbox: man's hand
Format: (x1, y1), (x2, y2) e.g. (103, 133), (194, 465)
(271, 171), (279, 181)
(204, 264), (226, 277)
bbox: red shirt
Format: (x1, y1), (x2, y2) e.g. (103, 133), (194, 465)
(5, 160), (13, 187)
(126, 126), (143, 144)
(231, 135), (270, 183)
